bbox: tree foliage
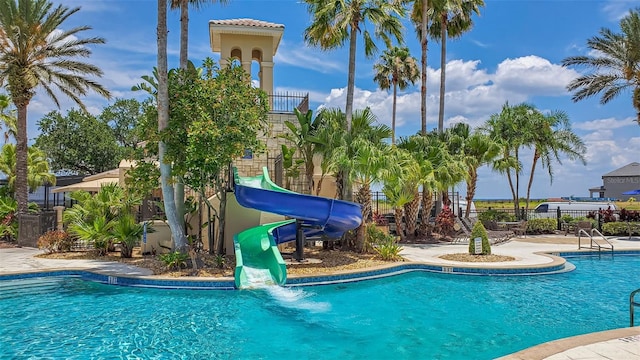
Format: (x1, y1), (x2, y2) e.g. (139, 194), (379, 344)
(35, 109), (121, 175)
(0, 0), (110, 215)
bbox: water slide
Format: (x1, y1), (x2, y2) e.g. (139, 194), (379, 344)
(233, 167), (362, 289)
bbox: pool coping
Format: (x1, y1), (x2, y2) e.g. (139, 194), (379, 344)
(497, 327), (640, 360)
(2, 249), (638, 289)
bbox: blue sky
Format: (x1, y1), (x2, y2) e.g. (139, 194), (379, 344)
(33, 0), (640, 199)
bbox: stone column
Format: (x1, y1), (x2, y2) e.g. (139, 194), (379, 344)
(261, 61), (274, 109)
(53, 206), (65, 230)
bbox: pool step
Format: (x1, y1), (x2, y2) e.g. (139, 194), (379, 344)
(0, 278), (62, 301)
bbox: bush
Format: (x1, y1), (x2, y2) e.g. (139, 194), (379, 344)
(602, 222), (640, 236)
(435, 205), (455, 235)
(468, 221), (491, 255)
(159, 251), (189, 270)
(366, 223), (403, 261)
(37, 230), (73, 254)
(526, 219), (556, 234)
(478, 209), (515, 223)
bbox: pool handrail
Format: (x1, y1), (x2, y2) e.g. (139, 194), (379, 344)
(630, 288), (640, 327)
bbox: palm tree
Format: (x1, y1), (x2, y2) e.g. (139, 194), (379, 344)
(169, 0), (228, 70)
(0, 144), (56, 197)
(454, 123), (500, 217)
(168, 0), (227, 231)
(279, 108), (324, 194)
(304, 0), (404, 201)
(373, 46), (420, 145)
(157, 0), (188, 252)
(523, 109), (586, 211)
(304, 0), (405, 133)
(0, 94), (16, 143)
(562, 8), (640, 124)
(409, 0), (430, 135)
(381, 146), (418, 242)
(429, 0), (484, 132)
(481, 103), (533, 215)
(0, 0), (110, 217)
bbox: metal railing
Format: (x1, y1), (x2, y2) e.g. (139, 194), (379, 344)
(577, 228), (613, 252)
(631, 288), (640, 327)
(269, 92), (309, 113)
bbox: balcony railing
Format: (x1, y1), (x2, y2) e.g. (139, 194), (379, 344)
(269, 92), (309, 113)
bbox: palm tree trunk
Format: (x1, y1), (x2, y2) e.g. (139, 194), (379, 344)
(420, 0), (429, 135)
(392, 82), (397, 145)
(404, 188), (420, 238)
(305, 160), (314, 195)
(465, 170), (477, 218)
(438, 14), (447, 133)
(342, 24), (358, 202)
(179, 0), (189, 69)
(15, 104), (28, 215)
(526, 152), (540, 213)
(514, 148), (520, 216)
(394, 206), (405, 242)
(355, 184), (371, 252)
(315, 174), (325, 196)
(158, 0), (187, 252)
(174, 0), (190, 228)
(418, 188), (433, 236)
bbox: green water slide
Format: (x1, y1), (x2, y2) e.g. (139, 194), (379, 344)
(233, 219), (295, 288)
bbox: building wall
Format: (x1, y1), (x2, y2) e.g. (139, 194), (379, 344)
(603, 175), (640, 200)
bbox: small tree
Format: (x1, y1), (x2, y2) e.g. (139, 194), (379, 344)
(468, 220), (491, 255)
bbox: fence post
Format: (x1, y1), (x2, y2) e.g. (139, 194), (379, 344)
(598, 209), (603, 232)
(375, 192), (379, 215)
(557, 207), (562, 231)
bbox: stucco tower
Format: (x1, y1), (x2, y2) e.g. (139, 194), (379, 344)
(209, 18), (284, 103)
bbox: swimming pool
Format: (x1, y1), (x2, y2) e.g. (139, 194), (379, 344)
(1, 254), (638, 359)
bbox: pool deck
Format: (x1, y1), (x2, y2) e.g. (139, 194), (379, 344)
(1, 234), (639, 359)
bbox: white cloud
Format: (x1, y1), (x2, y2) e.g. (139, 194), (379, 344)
(601, 1), (637, 21)
(494, 55), (579, 95)
(574, 117), (636, 131)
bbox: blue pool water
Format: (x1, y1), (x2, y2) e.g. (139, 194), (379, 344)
(1, 254), (638, 359)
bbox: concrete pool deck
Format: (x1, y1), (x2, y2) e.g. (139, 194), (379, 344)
(1, 235), (639, 359)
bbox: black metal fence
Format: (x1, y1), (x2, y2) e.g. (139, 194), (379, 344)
(269, 92), (309, 113)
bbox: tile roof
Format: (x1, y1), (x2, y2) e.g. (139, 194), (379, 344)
(602, 162), (640, 177)
(209, 18), (284, 29)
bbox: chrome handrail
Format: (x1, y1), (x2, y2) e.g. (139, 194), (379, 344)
(631, 288), (640, 327)
(577, 229), (591, 250)
(590, 229), (614, 252)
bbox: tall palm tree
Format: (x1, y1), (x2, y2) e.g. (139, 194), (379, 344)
(0, 94), (16, 143)
(562, 8), (640, 124)
(373, 46), (420, 145)
(157, 0), (188, 251)
(303, 0), (405, 133)
(453, 123), (500, 217)
(410, 0), (431, 135)
(429, 0), (484, 132)
(0, 0), (110, 217)
(168, 0), (227, 229)
(481, 103), (533, 215)
(304, 0), (404, 201)
(169, 0), (228, 70)
(523, 109), (586, 211)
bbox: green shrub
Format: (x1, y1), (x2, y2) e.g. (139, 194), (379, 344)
(112, 215), (145, 258)
(37, 230), (73, 254)
(159, 251), (189, 270)
(602, 222), (640, 236)
(366, 223), (403, 261)
(468, 221), (491, 255)
(526, 218), (556, 234)
(478, 209), (515, 223)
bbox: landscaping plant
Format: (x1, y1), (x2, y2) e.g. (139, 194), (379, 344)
(159, 251), (189, 270)
(37, 230), (73, 254)
(468, 221), (491, 255)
